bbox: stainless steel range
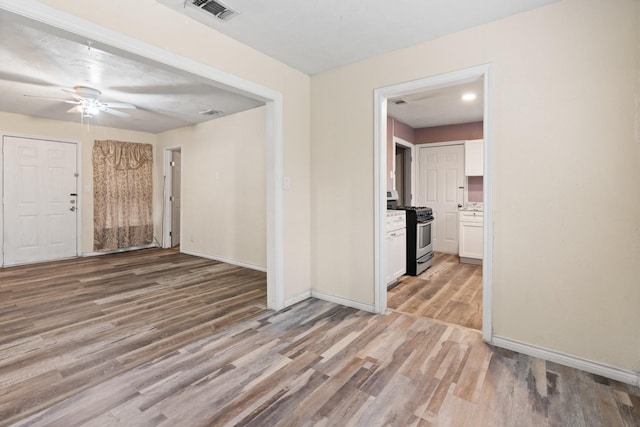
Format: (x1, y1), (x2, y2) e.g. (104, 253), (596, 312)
(395, 206), (434, 275)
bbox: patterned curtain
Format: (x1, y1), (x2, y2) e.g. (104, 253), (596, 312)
(93, 140), (153, 251)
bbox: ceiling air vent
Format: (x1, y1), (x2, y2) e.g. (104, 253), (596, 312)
(189, 0), (239, 21)
(199, 108), (225, 117)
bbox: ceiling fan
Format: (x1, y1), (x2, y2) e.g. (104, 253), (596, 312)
(25, 86), (136, 118)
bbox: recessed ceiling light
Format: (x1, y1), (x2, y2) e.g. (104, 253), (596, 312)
(462, 93), (477, 102)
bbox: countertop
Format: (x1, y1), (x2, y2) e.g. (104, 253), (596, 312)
(459, 204), (483, 212)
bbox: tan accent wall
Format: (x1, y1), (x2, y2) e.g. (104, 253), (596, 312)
(386, 117), (393, 190)
(415, 121), (483, 144)
(386, 118), (416, 190)
(311, 0), (640, 371)
(393, 119), (416, 143)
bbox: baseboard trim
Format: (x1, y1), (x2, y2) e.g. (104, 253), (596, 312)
(180, 249), (267, 273)
(82, 243), (158, 257)
(310, 290), (375, 313)
(284, 290), (312, 307)
(492, 336), (640, 387)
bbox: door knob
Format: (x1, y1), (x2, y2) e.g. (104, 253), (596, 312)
(69, 206), (76, 212)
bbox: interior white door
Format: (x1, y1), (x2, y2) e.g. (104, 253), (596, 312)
(3, 136), (78, 265)
(170, 150), (181, 247)
(417, 144), (464, 254)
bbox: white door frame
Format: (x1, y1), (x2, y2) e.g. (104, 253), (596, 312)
(392, 136), (415, 205)
(162, 145), (182, 249)
(374, 64), (494, 343)
(0, 132), (82, 267)
(0, 1), (285, 310)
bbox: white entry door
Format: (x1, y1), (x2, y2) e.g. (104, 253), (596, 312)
(417, 144), (464, 254)
(170, 150), (181, 247)
(3, 136), (78, 266)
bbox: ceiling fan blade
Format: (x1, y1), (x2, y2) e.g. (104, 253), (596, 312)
(100, 107), (130, 118)
(23, 94), (80, 104)
(101, 102), (136, 110)
(66, 105), (84, 113)
(0, 71), (57, 87)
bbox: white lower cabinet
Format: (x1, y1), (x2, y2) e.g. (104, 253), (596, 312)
(459, 211), (483, 262)
(387, 229), (407, 285)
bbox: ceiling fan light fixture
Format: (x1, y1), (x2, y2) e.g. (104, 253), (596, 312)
(86, 102), (99, 115)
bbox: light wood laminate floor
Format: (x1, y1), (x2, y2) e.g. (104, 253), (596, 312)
(2, 249), (639, 426)
(389, 253), (482, 330)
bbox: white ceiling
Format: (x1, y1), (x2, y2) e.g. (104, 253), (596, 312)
(0, 9), (264, 134)
(0, 1), (556, 133)
(158, 0), (558, 75)
(388, 78), (484, 129)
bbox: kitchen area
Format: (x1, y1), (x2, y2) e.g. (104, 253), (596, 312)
(385, 138), (484, 286)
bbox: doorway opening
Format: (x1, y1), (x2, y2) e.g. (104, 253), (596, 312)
(374, 65), (493, 342)
(3, 2), (285, 310)
(393, 139), (413, 206)
(163, 146), (182, 249)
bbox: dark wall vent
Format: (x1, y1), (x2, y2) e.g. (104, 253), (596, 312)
(189, 0), (239, 21)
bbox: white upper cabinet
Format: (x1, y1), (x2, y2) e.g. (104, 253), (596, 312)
(464, 139), (484, 176)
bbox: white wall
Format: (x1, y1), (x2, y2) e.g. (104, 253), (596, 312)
(0, 111), (159, 253)
(36, 0), (312, 300)
(311, 0), (640, 372)
(157, 107), (267, 269)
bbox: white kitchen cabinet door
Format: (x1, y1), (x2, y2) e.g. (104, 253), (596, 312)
(464, 139), (484, 176)
(459, 221), (483, 259)
(387, 229), (406, 284)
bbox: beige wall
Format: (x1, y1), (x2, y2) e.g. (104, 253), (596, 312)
(37, 0), (312, 300)
(311, 0), (640, 372)
(157, 107), (267, 268)
(0, 111), (159, 253)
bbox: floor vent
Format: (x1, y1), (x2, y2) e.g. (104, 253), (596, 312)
(190, 0), (239, 21)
